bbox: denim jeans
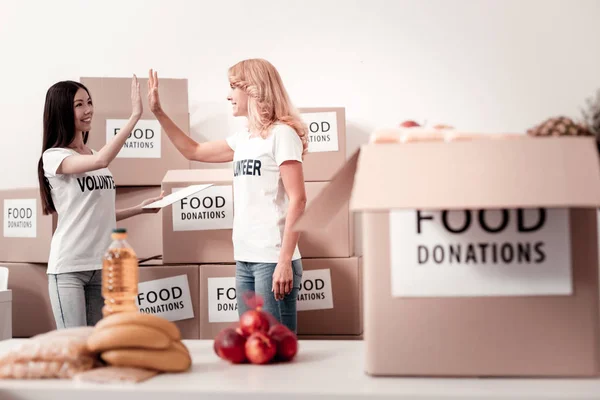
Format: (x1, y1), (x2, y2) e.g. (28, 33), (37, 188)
(236, 259), (303, 334)
(48, 270), (103, 329)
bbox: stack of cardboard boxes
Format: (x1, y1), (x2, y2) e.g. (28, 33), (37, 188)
(0, 77), (362, 341)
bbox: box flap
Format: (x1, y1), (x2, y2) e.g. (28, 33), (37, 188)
(163, 169), (233, 185)
(295, 150), (360, 232)
(351, 136), (600, 211)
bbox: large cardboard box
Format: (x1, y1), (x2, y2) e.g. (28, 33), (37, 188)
(0, 290), (12, 340)
(198, 264), (236, 339)
(162, 170), (353, 264)
(300, 182), (353, 258)
(198, 258), (362, 339)
(296, 257), (362, 336)
(0, 189), (54, 263)
(2, 263), (56, 337)
(162, 169), (235, 264)
(115, 186), (163, 261)
(1, 187), (164, 264)
(138, 262), (200, 339)
(80, 77), (190, 186)
(299, 107), (346, 182)
(297, 135), (600, 377)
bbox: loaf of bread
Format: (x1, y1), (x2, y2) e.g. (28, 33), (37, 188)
(101, 342), (191, 372)
(0, 327), (98, 379)
(95, 312), (181, 341)
(88, 324), (172, 352)
(89, 312), (191, 373)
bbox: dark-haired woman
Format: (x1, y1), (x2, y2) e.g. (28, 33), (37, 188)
(38, 75), (163, 329)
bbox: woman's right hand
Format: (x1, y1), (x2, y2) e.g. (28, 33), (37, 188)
(131, 74), (142, 119)
(148, 69), (162, 114)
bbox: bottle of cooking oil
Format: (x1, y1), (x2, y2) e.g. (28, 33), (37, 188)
(102, 228), (139, 317)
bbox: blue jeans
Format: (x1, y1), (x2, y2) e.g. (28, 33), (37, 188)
(236, 259), (303, 334)
(48, 270), (103, 329)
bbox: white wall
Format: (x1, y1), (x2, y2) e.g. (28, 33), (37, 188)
(1, 0), (599, 252)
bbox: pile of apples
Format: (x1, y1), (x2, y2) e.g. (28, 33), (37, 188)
(213, 307), (298, 365)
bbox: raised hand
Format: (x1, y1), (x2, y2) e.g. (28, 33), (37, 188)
(148, 69), (162, 114)
(131, 74), (142, 118)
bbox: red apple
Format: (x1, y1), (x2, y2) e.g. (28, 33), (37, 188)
(245, 332), (277, 365)
(239, 309), (271, 337)
(213, 327), (247, 364)
(399, 120), (420, 128)
(268, 324), (298, 361)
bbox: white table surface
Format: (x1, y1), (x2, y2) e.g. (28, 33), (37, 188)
(1, 339), (600, 400)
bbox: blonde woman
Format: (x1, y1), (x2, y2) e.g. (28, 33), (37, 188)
(148, 59), (307, 333)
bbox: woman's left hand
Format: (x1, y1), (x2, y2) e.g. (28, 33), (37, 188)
(272, 261), (293, 301)
(139, 191), (165, 214)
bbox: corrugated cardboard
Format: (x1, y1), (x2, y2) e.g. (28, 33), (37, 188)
(2, 263), (56, 337)
(300, 182), (353, 258)
(0, 189), (54, 263)
(115, 186), (163, 261)
(161, 169), (235, 264)
(80, 77), (190, 186)
(299, 107), (346, 182)
(138, 263), (200, 340)
(198, 258), (362, 339)
(296, 257), (362, 336)
(198, 264), (237, 339)
(295, 135), (600, 377)
(162, 169), (353, 263)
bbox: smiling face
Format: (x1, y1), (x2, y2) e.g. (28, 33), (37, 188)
(73, 87), (93, 133)
(227, 83), (249, 117)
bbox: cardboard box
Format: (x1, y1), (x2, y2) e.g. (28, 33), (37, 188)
(0, 290), (12, 340)
(300, 182), (353, 258)
(298, 334), (363, 341)
(80, 77), (190, 186)
(115, 186), (163, 261)
(198, 264), (237, 339)
(299, 107), (346, 182)
(162, 169), (353, 263)
(138, 262), (200, 339)
(0, 189), (55, 263)
(198, 257), (363, 339)
(1, 186), (164, 264)
(296, 136), (600, 377)
(296, 257), (362, 336)
(3, 263), (56, 337)
(161, 169), (235, 264)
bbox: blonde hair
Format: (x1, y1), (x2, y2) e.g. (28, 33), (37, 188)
(228, 58), (308, 156)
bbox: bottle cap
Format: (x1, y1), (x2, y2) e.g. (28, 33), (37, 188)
(113, 228), (127, 234)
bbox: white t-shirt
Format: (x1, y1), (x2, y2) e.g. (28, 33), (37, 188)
(226, 123), (304, 263)
(42, 148), (117, 274)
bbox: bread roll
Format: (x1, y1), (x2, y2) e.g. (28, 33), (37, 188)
(95, 312), (181, 341)
(101, 343), (191, 372)
(171, 340), (190, 356)
(88, 324), (171, 352)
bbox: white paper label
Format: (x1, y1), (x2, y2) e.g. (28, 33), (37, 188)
(302, 111), (339, 153)
(297, 269), (334, 311)
(136, 275), (194, 321)
(172, 185), (234, 231)
(106, 119), (162, 159)
(3, 199), (37, 238)
(207, 277), (238, 323)
(389, 208), (572, 297)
